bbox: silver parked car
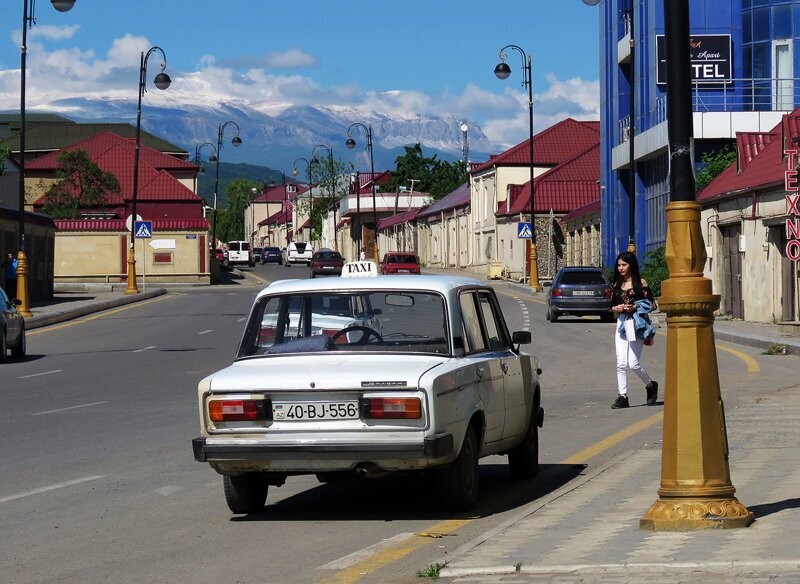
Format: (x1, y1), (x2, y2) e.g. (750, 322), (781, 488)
(193, 269), (543, 514)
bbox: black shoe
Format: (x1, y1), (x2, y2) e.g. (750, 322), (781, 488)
(612, 395), (629, 409)
(646, 381), (659, 406)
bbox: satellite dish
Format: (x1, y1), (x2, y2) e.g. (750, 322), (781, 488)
(582, 0), (601, 5)
(460, 123), (469, 132)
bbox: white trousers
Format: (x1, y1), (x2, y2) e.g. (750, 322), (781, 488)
(615, 315), (652, 395)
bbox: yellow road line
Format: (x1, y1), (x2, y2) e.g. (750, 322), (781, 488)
(495, 288), (546, 305)
(560, 412), (663, 465)
(655, 331), (760, 373)
(321, 409), (663, 583)
(318, 520), (471, 584)
(28, 295), (172, 336)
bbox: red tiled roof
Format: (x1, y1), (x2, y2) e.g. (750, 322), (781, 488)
(349, 171), (391, 194)
(698, 108), (800, 202)
(737, 132), (775, 170)
(470, 119), (600, 174)
(336, 217), (353, 228)
(54, 218), (209, 231)
(418, 183), (470, 218)
(254, 183), (310, 203)
(261, 201), (292, 225)
(562, 199), (601, 222)
(497, 143), (601, 215)
(377, 208), (421, 231)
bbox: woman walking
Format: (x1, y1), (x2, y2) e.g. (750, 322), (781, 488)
(610, 251), (658, 409)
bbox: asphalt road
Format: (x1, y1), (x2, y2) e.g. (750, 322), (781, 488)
(2, 263), (797, 584)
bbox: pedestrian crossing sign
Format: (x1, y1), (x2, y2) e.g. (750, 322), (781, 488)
(135, 221), (153, 239)
(517, 222), (533, 239)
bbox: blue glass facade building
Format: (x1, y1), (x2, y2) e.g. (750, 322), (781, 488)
(599, 0), (799, 266)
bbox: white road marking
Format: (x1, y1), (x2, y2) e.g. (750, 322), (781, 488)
(318, 533), (416, 570)
(237, 317), (246, 322)
(132, 345), (157, 353)
(155, 485), (183, 496)
(0, 475), (105, 504)
(197, 329), (213, 335)
(32, 401), (108, 416)
(18, 369), (62, 379)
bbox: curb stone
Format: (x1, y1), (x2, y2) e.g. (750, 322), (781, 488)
(26, 289), (167, 330)
(231, 267), (270, 286)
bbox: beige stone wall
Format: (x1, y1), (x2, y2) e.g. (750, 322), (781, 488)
(54, 230), (209, 284)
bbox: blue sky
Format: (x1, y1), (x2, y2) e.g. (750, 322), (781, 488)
(0, 0), (601, 148)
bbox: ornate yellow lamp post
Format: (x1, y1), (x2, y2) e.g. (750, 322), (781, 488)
(15, 0), (76, 316)
(126, 46), (172, 295)
(640, 0), (753, 530)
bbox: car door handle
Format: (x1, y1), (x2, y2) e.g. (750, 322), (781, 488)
(501, 363), (509, 374)
(476, 367), (485, 379)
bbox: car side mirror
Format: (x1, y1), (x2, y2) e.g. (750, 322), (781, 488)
(12, 298), (22, 306)
(511, 331), (531, 346)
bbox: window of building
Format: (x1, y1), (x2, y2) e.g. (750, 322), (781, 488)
(773, 5), (792, 40)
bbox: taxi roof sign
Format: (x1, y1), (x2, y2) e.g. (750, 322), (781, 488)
(341, 260), (378, 278)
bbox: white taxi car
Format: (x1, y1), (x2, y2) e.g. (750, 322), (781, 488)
(192, 265), (543, 514)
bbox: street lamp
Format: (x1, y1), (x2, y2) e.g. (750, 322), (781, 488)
(583, 0), (636, 252)
(346, 122), (378, 263)
(15, 0), (76, 315)
(193, 142), (216, 211)
(639, 0), (752, 531)
(211, 121), (243, 250)
(250, 187), (258, 248)
(126, 46), (171, 296)
(293, 157), (313, 245)
(494, 44), (542, 291)
(311, 144), (336, 251)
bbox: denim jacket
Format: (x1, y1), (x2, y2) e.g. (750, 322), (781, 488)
(618, 298), (655, 341)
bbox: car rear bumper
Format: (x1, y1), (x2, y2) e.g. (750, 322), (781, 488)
(192, 433), (453, 463)
(550, 299), (611, 312)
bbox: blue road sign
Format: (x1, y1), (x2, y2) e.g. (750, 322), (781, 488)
(135, 221), (153, 239)
(517, 222), (533, 239)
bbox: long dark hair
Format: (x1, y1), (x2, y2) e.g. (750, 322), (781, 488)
(613, 251), (643, 297)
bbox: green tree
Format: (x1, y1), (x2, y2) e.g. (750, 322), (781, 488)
(640, 247), (669, 298)
(0, 143), (10, 176)
(293, 156), (353, 241)
(695, 146), (737, 191)
(42, 149), (120, 219)
(214, 178), (261, 242)
(383, 143), (467, 201)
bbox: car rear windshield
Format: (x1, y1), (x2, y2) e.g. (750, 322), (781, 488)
(293, 243), (307, 253)
(558, 271), (607, 285)
(228, 242), (250, 252)
(386, 255), (418, 264)
(238, 291), (449, 357)
(265, 247), (280, 253)
(315, 251), (342, 260)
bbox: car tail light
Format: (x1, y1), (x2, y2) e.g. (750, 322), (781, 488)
(551, 287), (563, 297)
(209, 399), (271, 422)
(361, 397), (421, 419)
(603, 288), (612, 299)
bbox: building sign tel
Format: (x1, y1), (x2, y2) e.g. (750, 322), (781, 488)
(656, 34), (732, 85)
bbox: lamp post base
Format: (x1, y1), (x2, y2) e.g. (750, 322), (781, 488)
(15, 251), (33, 318)
(641, 201), (752, 531)
(125, 248), (140, 295)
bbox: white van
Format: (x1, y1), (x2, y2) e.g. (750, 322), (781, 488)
(286, 241), (313, 266)
(226, 241), (254, 267)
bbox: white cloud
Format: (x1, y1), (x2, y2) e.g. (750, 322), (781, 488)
(28, 24), (79, 41)
(0, 32), (599, 152)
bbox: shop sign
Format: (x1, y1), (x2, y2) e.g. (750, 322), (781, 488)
(656, 34), (732, 85)
(784, 149), (800, 262)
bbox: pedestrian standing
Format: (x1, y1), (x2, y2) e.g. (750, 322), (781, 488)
(609, 251), (658, 409)
(3, 252), (18, 298)
(359, 247), (366, 261)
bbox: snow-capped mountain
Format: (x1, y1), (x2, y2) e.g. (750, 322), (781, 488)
(45, 97), (493, 173)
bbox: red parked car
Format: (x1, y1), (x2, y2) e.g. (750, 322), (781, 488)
(380, 252), (421, 275)
(212, 248), (225, 262)
(310, 249), (344, 278)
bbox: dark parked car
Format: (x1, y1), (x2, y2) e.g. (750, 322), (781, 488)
(261, 246), (283, 265)
(380, 252), (421, 275)
(310, 249), (344, 277)
(0, 287), (25, 362)
(546, 267), (613, 322)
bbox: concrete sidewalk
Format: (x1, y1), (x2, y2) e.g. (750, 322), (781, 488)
(440, 389), (800, 583)
(424, 267), (800, 355)
(25, 289), (168, 329)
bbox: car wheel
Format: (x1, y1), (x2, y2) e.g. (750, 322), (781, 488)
(435, 427), (479, 511)
(223, 474), (268, 514)
(508, 407), (539, 479)
(11, 324), (25, 358)
(0, 328), (7, 363)
(547, 307), (558, 322)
